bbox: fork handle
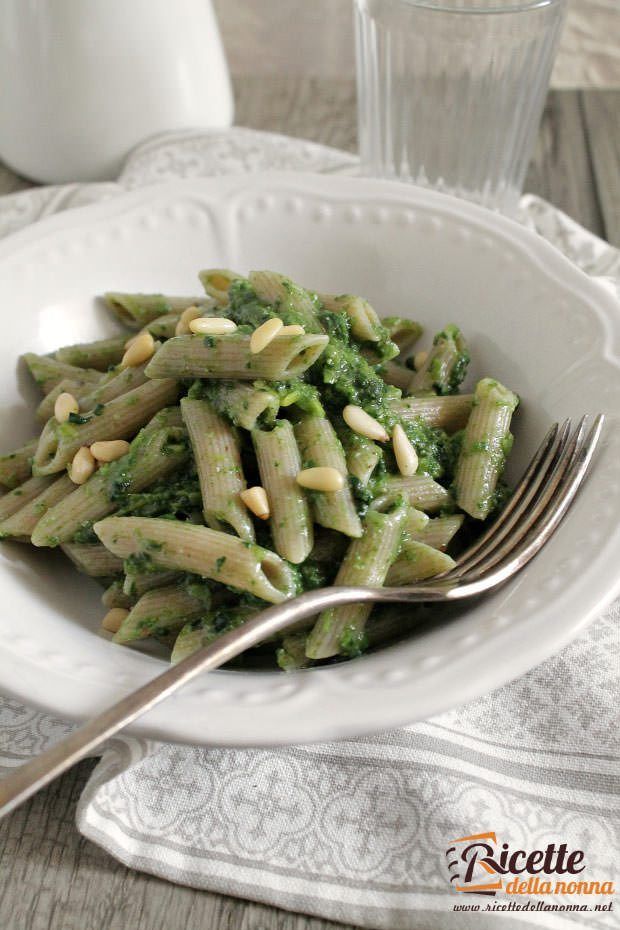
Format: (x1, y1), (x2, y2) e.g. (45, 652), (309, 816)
(0, 585), (380, 819)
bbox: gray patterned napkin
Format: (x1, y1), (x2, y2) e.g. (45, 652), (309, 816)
(0, 129), (618, 930)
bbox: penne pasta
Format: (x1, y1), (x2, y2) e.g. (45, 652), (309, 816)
(386, 541), (456, 585)
(454, 378), (519, 519)
(253, 420), (314, 564)
(407, 324), (469, 395)
(305, 502), (408, 659)
(113, 582), (206, 644)
(22, 353), (102, 396)
(55, 335), (128, 371)
(103, 293), (203, 329)
(390, 393), (474, 433)
(181, 397), (254, 541)
(373, 474), (452, 513)
(144, 333), (328, 381)
(94, 516), (298, 604)
(0, 474), (74, 540)
(61, 542), (124, 577)
(294, 415), (362, 538)
(0, 474), (56, 522)
(33, 378), (178, 475)
(0, 439), (37, 490)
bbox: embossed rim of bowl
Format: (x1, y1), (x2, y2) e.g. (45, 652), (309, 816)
(0, 172), (618, 746)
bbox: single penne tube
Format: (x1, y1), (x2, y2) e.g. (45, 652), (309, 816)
(0, 474), (56, 522)
(55, 335), (128, 371)
(319, 293), (382, 343)
(386, 541), (456, 585)
(22, 353), (102, 395)
(401, 507), (431, 541)
(411, 514), (464, 551)
(373, 474), (452, 513)
(170, 606), (256, 664)
(31, 420), (189, 547)
(199, 381), (279, 430)
(94, 516), (298, 604)
(407, 324), (469, 395)
(77, 363), (150, 412)
(390, 394), (474, 432)
(33, 378), (178, 475)
(249, 270), (322, 332)
(454, 378), (519, 519)
(122, 569), (182, 598)
(0, 474), (74, 539)
(101, 580), (134, 610)
(277, 632), (312, 671)
(381, 317), (424, 354)
(294, 415), (362, 538)
(61, 542), (124, 577)
(141, 312), (181, 340)
(305, 502), (408, 660)
(0, 439), (37, 489)
(380, 360), (413, 392)
(103, 293), (203, 329)
(144, 333), (328, 381)
(113, 582), (205, 644)
(252, 420), (313, 564)
(181, 397), (254, 541)
(199, 268), (245, 304)
(340, 431), (382, 486)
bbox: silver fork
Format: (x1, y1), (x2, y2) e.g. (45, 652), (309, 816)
(0, 414), (604, 819)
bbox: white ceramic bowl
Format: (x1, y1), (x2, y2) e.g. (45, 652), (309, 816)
(0, 173), (618, 746)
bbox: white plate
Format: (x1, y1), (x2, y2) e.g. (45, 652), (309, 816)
(0, 173), (619, 746)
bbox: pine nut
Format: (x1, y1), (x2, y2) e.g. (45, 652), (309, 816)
(342, 405), (389, 442)
(175, 305), (202, 336)
(279, 324), (305, 336)
(102, 607), (129, 633)
(69, 446), (96, 485)
(189, 317), (237, 335)
(414, 350), (428, 371)
(250, 317), (283, 354)
(90, 439), (131, 463)
(121, 331), (155, 367)
(240, 486), (271, 520)
(54, 392), (79, 423)
(296, 466), (346, 492)
(392, 424), (419, 476)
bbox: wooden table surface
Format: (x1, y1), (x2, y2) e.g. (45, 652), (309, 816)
(0, 78), (618, 930)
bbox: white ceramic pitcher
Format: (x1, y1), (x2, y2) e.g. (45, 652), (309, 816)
(0, 0), (234, 183)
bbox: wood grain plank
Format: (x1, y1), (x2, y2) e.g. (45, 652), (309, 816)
(524, 90), (605, 240)
(581, 90), (620, 247)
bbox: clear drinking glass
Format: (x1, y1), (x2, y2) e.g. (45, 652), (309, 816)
(354, 0), (566, 214)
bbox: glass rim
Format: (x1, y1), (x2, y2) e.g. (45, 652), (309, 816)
(375, 0), (563, 13)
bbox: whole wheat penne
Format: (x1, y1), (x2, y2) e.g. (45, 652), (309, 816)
(0, 475), (56, 522)
(144, 333), (328, 381)
(305, 502), (408, 660)
(390, 394), (474, 432)
(101, 580), (135, 610)
(340, 431), (382, 487)
(381, 317), (424, 353)
(386, 542), (456, 585)
(407, 324), (469, 395)
(199, 382), (279, 430)
(55, 335), (128, 371)
(77, 364), (150, 413)
(373, 474), (452, 513)
(122, 569), (182, 598)
(380, 360), (413, 391)
(94, 516), (298, 604)
(411, 514), (464, 551)
(0, 439), (37, 489)
(277, 632), (313, 670)
(31, 420), (188, 547)
(181, 397), (254, 540)
(113, 582), (205, 644)
(170, 606), (256, 663)
(36, 378), (106, 423)
(22, 353), (102, 395)
(199, 269), (245, 304)
(253, 420), (313, 564)
(61, 543), (124, 577)
(454, 378), (519, 519)
(294, 415), (362, 538)
(33, 378), (178, 475)
(249, 271), (322, 332)
(0, 474), (74, 540)
(103, 293), (203, 329)
(319, 293), (383, 343)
